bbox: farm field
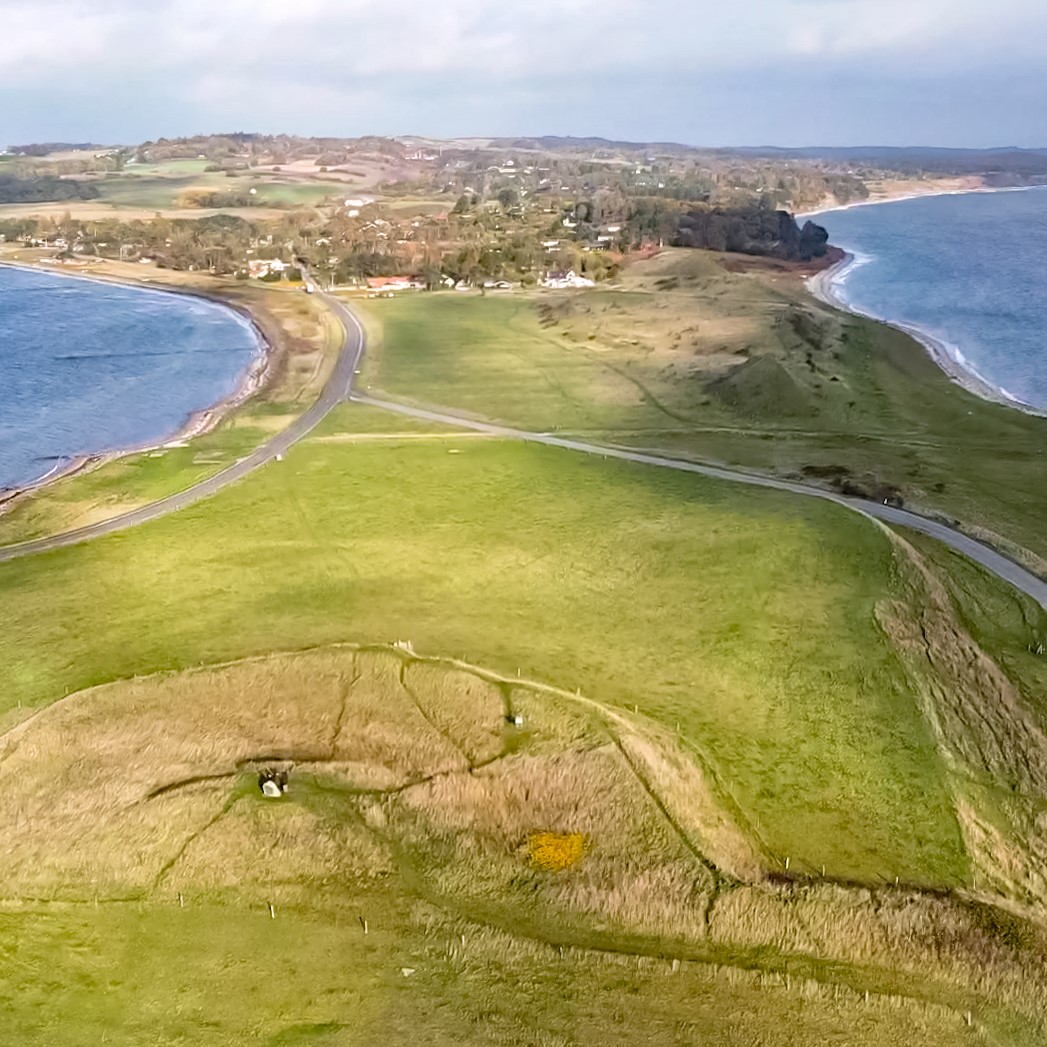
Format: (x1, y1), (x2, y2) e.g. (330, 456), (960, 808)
(95, 161), (348, 210)
(0, 159), (347, 218)
(356, 250), (1047, 568)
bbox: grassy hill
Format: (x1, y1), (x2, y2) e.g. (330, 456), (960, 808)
(355, 251), (1047, 570)
(5, 258), (1047, 1042)
(2, 408), (1047, 1041)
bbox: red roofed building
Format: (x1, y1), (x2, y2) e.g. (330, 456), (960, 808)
(366, 276), (424, 291)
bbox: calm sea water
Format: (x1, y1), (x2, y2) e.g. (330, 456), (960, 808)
(0, 267), (259, 490)
(814, 186), (1047, 409)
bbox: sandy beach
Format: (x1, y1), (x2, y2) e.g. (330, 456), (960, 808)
(798, 182), (1040, 221)
(0, 259), (274, 508)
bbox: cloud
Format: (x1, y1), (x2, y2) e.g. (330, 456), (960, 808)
(1, 0), (1044, 145)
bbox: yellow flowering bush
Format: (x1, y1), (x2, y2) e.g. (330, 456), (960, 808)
(528, 831), (587, 871)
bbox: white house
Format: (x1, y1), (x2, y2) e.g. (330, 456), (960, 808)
(248, 259), (288, 279)
(542, 270), (595, 290)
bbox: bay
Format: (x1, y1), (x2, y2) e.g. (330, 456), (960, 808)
(0, 266), (260, 490)
(812, 186), (1047, 410)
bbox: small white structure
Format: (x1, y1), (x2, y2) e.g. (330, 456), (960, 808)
(259, 768), (289, 798)
(542, 270), (595, 290)
(248, 258), (288, 279)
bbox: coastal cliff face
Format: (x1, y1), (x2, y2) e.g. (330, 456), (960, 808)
(675, 206), (829, 261)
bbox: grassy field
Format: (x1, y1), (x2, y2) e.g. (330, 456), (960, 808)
(5, 251), (1047, 1040)
(89, 161), (347, 210)
(1, 638), (1045, 1044)
(2, 640), (1047, 1042)
(2, 424), (966, 886)
(354, 251), (1047, 569)
(0, 161), (346, 217)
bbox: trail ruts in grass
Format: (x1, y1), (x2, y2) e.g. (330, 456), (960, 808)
(2, 644), (1045, 1044)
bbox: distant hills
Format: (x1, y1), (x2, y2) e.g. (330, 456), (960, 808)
(722, 145), (1047, 178)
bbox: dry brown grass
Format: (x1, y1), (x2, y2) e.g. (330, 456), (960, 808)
(401, 661), (506, 765)
(3, 641), (1047, 1026)
(0, 648), (462, 895)
(165, 793), (395, 896)
(877, 535), (1047, 908)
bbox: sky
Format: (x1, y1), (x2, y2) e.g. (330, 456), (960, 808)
(3, 0), (1046, 148)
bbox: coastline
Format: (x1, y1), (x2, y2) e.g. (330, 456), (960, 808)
(0, 258), (274, 510)
(797, 180), (1042, 221)
(805, 249), (1046, 417)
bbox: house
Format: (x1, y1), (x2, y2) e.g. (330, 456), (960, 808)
(248, 258), (288, 279)
(542, 270), (596, 290)
(365, 276), (423, 292)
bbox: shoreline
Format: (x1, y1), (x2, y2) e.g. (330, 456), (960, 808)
(0, 258), (274, 511)
(796, 181), (1043, 221)
(805, 249), (1047, 418)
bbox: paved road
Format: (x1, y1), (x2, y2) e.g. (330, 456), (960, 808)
(4, 292), (1047, 618)
(350, 392), (1047, 612)
(0, 292), (366, 563)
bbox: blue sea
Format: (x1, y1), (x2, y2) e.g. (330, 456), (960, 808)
(0, 266), (260, 490)
(812, 186), (1047, 410)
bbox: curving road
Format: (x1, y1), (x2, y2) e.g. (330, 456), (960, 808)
(348, 392), (1047, 613)
(2, 290), (1046, 617)
(0, 292), (366, 563)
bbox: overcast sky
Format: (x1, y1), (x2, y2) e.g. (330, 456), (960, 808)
(4, 0), (1046, 148)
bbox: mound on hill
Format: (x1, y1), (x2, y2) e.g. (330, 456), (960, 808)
(3, 643), (1047, 1044)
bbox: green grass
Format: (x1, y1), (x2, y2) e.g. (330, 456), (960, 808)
(0, 422), (964, 887)
(356, 257), (1047, 568)
(249, 180), (346, 206)
(0, 425), (271, 544)
(1, 893), (988, 1047)
(90, 163), (344, 210)
(356, 292), (696, 431)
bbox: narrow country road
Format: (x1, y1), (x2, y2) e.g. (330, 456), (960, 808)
(347, 393), (1047, 612)
(2, 292), (1046, 617)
